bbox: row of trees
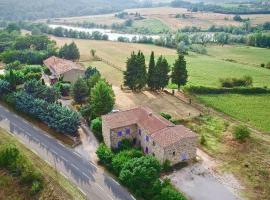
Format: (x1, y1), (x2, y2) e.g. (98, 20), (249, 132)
(124, 51), (188, 91)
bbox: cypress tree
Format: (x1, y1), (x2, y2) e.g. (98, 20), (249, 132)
(124, 52), (137, 90)
(135, 51), (147, 91)
(155, 56), (170, 90)
(147, 51), (155, 90)
(171, 54), (188, 90)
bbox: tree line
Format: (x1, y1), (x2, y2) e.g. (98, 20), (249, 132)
(124, 51), (188, 91)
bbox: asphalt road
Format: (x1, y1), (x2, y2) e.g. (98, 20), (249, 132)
(0, 104), (135, 200)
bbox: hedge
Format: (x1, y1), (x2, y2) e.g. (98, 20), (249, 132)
(185, 86), (270, 95)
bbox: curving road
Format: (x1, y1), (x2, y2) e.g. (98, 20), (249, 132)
(0, 104), (135, 200)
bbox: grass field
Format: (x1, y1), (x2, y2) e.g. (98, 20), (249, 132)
(197, 94), (270, 132)
(206, 45), (270, 67)
(51, 36), (270, 88)
(0, 128), (86, 200)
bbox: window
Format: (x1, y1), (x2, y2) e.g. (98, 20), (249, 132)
(117, 131), (122, 136)
(126, 128), (130, 135)
(173, 151), (176, 156)
(132, 138), (137, 145)
(138, 129), (141, 136)
(152, 153), (155, 157)
(152, 141), (155, 146)
(117, 141), (122, 148)
(146, 135), (149, 142)
(145, 147), (149, 154)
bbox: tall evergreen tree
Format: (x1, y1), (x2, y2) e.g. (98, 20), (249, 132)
(147, 51), (156, 90)
(155, 56), (170, 90)
(135, 51), (147, 90)
(171, 54), (188, 90)
(59, 42), (80, 61)
(123, 51), (147, 91)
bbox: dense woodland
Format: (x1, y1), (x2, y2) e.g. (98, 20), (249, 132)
(0, 0), (138, 20)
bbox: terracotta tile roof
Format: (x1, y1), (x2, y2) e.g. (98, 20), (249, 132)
(43, 56), (85, 76)
(152, 125), (196, 148)
(102, 107), (197, 148)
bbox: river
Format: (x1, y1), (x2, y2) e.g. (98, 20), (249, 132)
(49, 24), (159, 41)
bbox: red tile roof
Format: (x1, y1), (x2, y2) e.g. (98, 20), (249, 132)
(43, 56), (85, 76)
(102, 107), (197, 147)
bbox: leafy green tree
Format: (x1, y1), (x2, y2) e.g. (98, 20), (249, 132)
(90, 80), (115, 117)
(91, 117), (103, 141)
(171, 54), (188, 90)
(84, 66), (100, 79)
(147, 51), (156, 90)
(119, 156), (161, 198)
(72, 78), (89, 104)
(59, 42), (80, 61)
(96, 144), (114, 167)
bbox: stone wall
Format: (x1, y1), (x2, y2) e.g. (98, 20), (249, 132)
(110, 124), (137, 148)
(163, 137), (197, 165)
(102, 119), (111, 147)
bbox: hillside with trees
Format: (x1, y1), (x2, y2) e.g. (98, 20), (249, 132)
(0, 0), (138, 20)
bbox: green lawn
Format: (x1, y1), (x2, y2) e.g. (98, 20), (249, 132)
(164, 53), (270, 87)
(197, 94), (270, 132)
(206, 45), (270, 67)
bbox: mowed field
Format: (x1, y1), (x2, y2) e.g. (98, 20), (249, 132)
(197, 94), (270, 132)
(48, 7), (270, 31)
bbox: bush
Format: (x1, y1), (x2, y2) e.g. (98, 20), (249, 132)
(31, 181), (43, 195)
(162, 160), (172, 172)
(160, 112), (172, 120)
(261, 63), (265, 68)
(266, 62), (270, 69)
(90, 117), (103, 141)
(0, 79), (11, 95)
(200, 134), (206, 145)
(233, 125), (250, 141)
(220, 76), (253, 88)
(189, 44), (207, 54)
(96, 144), (114, 167)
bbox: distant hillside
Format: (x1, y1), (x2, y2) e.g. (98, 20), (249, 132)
(0, 0), (138, 20)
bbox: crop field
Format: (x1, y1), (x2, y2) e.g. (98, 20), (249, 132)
(197, 94), (270, 132)
(48, 7), (270, 31)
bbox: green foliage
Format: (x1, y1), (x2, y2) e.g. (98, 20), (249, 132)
(72, 78), (89, 104)
(5, 61), (22, 70)
(96, 144), (114, 167)
(220, 76), (253, 88)
(59, 42), (80, 61)
(90, 80), (115, 117)
(0, 144), (43, 195)
(155, 56), (170, 90)
(200, 134), (206, 145)
(160, 112), (172, 120)
(233, 125), (250, 141)
(157, 184), (187, 200)
(171, 54), (188, 90)
(162, 160), (172, 173)
(119, 156), (161, 198)
(112, 149), (143, 175)
(90, 117), (103, 142)
(54, 82), (71, 96)
(13, 91), (80, 135)
(24, 79), (60, 103)
(84, 66), (100, 79)
(0, 79), (11, 95)
(124, 51), (147, 91)
(147, 51), (156, 90)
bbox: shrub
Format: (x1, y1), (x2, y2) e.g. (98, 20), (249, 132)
(96, 144), (114, 167)
(0, 79), (11, 95)
(233, 125), (250, 141)
(162, 160), (172, 172)
(90, 117), (103, 141)
(220, 76), (253, 88)
(160, 112), (172, 120)
(261, 63), (265, 68)
(189, 44), (207, 54)
(266, 62), (270, 69)
(200, 134), (206, 145)
(31, 181), (43, 195)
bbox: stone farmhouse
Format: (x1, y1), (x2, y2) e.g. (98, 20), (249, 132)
(43, 56), (85, 84)
(102, 107), (197, 165)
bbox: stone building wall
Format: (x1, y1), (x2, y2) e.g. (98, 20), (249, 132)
(102, 120), (111, 147)
(163, 137), (197, 165)
(110, 124), (137, 149)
